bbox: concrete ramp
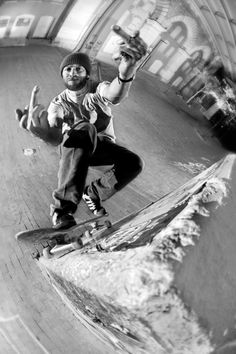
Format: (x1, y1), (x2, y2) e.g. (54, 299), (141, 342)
(33, 154), (236, 354)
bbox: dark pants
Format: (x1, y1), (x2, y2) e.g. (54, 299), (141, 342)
(52, 122), (143, 215)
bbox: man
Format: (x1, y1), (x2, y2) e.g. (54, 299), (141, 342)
(15, 28), (147, 229)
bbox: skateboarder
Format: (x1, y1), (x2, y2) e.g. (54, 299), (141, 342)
(15, 28), (147, 229)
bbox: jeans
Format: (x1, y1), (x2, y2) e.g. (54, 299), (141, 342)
(52, 122), (143, 215)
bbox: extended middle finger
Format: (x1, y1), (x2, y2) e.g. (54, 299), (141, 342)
(29, 85), (39, 112)
(31, 104), (44, 126)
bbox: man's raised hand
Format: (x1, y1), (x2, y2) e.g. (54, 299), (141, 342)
(111, 25), (147, 63)
(15, 86), (50, 140)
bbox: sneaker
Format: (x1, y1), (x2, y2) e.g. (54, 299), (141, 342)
(82, 187), (107, 216)
(52, 212), (76, 230)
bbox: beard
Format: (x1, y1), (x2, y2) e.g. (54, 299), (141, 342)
(64, 76), (88, 91)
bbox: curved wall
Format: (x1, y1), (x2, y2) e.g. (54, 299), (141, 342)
(0, 0), (217, 100)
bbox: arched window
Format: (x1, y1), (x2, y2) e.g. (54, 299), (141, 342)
(0, 16), (10, 38)
(10, 15), (34, 38)
(33, 16), (54, 38)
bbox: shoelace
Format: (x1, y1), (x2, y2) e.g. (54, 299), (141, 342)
(84, 194), (97, 211)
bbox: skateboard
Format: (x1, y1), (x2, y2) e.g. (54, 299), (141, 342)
(15, 215), (112, 260)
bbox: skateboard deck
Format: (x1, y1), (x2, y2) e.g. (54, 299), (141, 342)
(15, 214), (112, 260)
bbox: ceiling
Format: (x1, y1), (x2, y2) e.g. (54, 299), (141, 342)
(1, 0), (236, 82)
(191, 0), (236, 80)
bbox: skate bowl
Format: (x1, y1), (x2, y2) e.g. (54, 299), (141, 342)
(1, 44), (233, 354)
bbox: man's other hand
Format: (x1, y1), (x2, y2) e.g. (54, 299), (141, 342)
(111, 25), (147, 79)
(15, 86), (50, 140)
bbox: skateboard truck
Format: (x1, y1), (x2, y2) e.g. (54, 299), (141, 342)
(84, 219), (112, 238)
(31, 239), (56, 259)
(43, 238), (83, 259)
(42, 218), (112, 259)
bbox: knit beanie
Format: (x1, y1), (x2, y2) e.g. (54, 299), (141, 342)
(60, 52), (91, 76)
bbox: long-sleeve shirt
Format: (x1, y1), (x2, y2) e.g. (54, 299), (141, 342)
(47, 80), (116, 141)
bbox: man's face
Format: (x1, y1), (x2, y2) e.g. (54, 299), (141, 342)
(62, 64), (88, 91)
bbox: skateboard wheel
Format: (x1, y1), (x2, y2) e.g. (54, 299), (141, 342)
(32, 250), (40, 259)
(96, 244), (104, 251)
(104, 220), (112, 228)
(91, 221), (98, 229)
(85, 230), (92, 238)
(42, 246), (54, 259)
(72, 239), (83, 249)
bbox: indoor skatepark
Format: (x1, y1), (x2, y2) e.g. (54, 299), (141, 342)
(1, 1), (236, 353)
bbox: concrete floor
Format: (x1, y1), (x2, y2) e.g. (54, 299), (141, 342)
(0, 44), (227, 353)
